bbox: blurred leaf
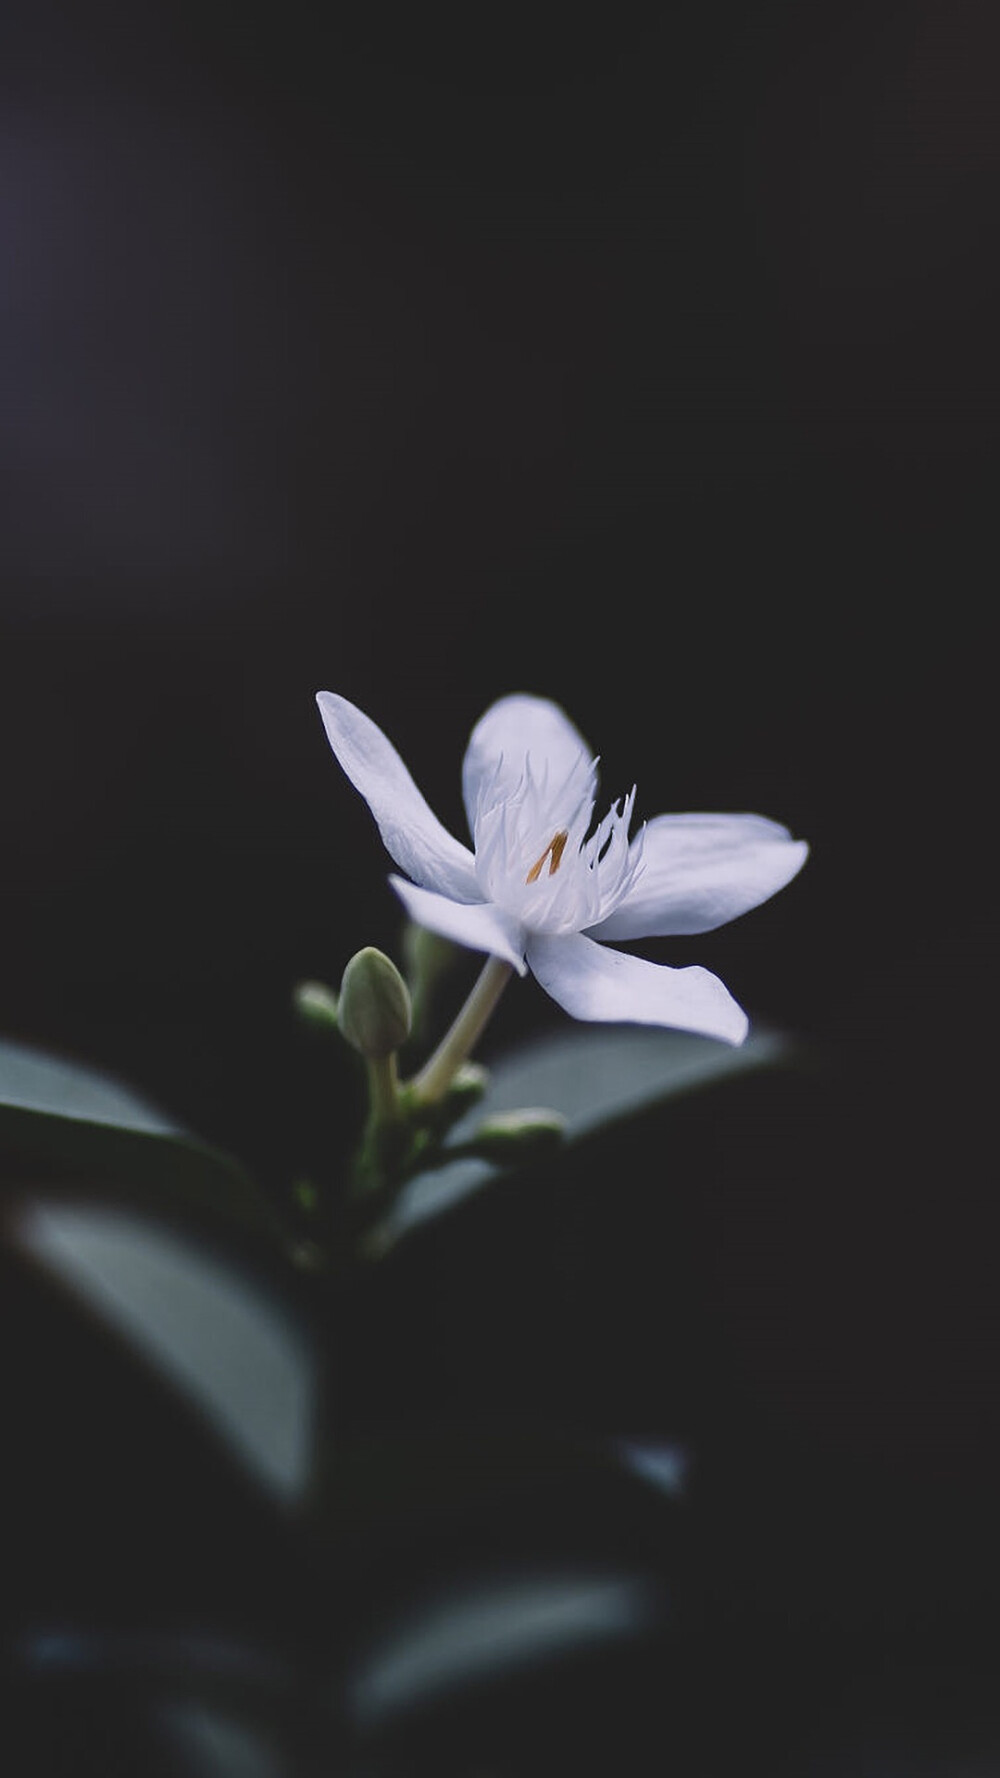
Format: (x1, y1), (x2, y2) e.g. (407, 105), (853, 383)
(11, 1632), (303, 1778)
(315, 1423), (679, 1735)
(370, 1022), (792, 1249)
(12, 1199), (319, 1506)
(346, 1565), (665, 1732)
(0, 1036), (272, 1229)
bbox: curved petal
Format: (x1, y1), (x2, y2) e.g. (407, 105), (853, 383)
(588, 814), (808, 941)
(526, 931), (749, 1045)
(317, 693), (480, 900)
(462, 694), (595, 835)
(390, 877), (528, 975)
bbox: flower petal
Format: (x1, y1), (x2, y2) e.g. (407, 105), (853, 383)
(390, 877), (528, 975)
(461, 694), (595, 835)
(317, 693), (480, 900)
(526, 931), (749, 1045)
(588, 814), (808, 941)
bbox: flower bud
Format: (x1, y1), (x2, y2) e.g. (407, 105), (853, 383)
(447, 1062), (489, 1107)
(292, 979), (340, 1031)
(338, 947), (412, 1059)
(469, 1106), (567, 1162)
(411, 1059), (490, 1139)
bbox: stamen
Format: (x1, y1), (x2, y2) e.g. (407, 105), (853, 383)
(526, 829), (569, 883)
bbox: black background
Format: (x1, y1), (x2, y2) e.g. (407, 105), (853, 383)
(2, 2), (997, 1759)
(3, 1), (990, 1148)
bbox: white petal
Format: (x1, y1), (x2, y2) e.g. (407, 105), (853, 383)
(588, 814), (808, 941)
(390, 877), (528, 975)
(526, 932), (749, 1045)
(317, 693), (480, 900)
(461, 694), (595, 834)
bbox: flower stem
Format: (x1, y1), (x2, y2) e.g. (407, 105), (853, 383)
(410, 955), (514, 1104)
(365, 1050), (401, 1126)
(353, 1050), (406, 1195)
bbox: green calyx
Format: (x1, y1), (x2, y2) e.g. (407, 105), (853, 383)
(466, 1107), (567, 1161)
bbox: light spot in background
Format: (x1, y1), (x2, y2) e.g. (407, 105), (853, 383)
(15, 1203), (316, 1504)
(614, 1438), (690, 1498)
(0, 97), (296, 597)
(20, 1629), (285, 1686)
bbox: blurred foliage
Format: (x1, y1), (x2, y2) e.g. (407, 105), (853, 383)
(0, 1038), (275, 1235)
(4, 1016), (998, 1772)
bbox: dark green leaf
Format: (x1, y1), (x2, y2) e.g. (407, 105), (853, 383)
(11, 1196), (319, 1505)
(372, 1022), (792, 1247)
(347, 1563), (665, 1731)
(0, 1037), (270, 1229)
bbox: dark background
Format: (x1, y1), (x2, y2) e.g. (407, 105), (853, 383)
(2, 0), (997, 1744)
(3, 0), (994, 1378)
(3, 0), (989, 1763)
(3, 0), (991, 1141)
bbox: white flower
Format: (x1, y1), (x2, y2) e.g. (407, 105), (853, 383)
(316, 691), (808, 1047)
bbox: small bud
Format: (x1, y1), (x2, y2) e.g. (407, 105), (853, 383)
(407, 1058), (490, 1138)
(292, 980), (340, 1030)
(469, 1106), (567, 1162)
(338, 947), (412, 1059)
(447, 1062), (489, 1106)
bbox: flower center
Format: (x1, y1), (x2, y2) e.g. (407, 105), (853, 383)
(525, 830), (569, 883)
(472, 753), (642, 936)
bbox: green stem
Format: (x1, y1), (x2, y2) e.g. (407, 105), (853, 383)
(410, 955), (514, 1104)
(353, 1050), (405, 1196)
(365, 1050), (401, 1126)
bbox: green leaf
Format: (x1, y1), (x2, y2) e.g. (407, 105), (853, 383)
(368, 1022), (792, 1249)
(0, 1037), (271, 1230)
(13, 1198), (318, 1505)
(313, 1423), (680, 1724)
(347, 1564), (665, 1730)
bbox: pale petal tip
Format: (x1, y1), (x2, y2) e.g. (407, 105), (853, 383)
(316, 688), (351, 723)
(315, 688), (344, 736)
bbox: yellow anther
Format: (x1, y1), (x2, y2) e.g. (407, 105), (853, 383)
(526, 830), (569, 883)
